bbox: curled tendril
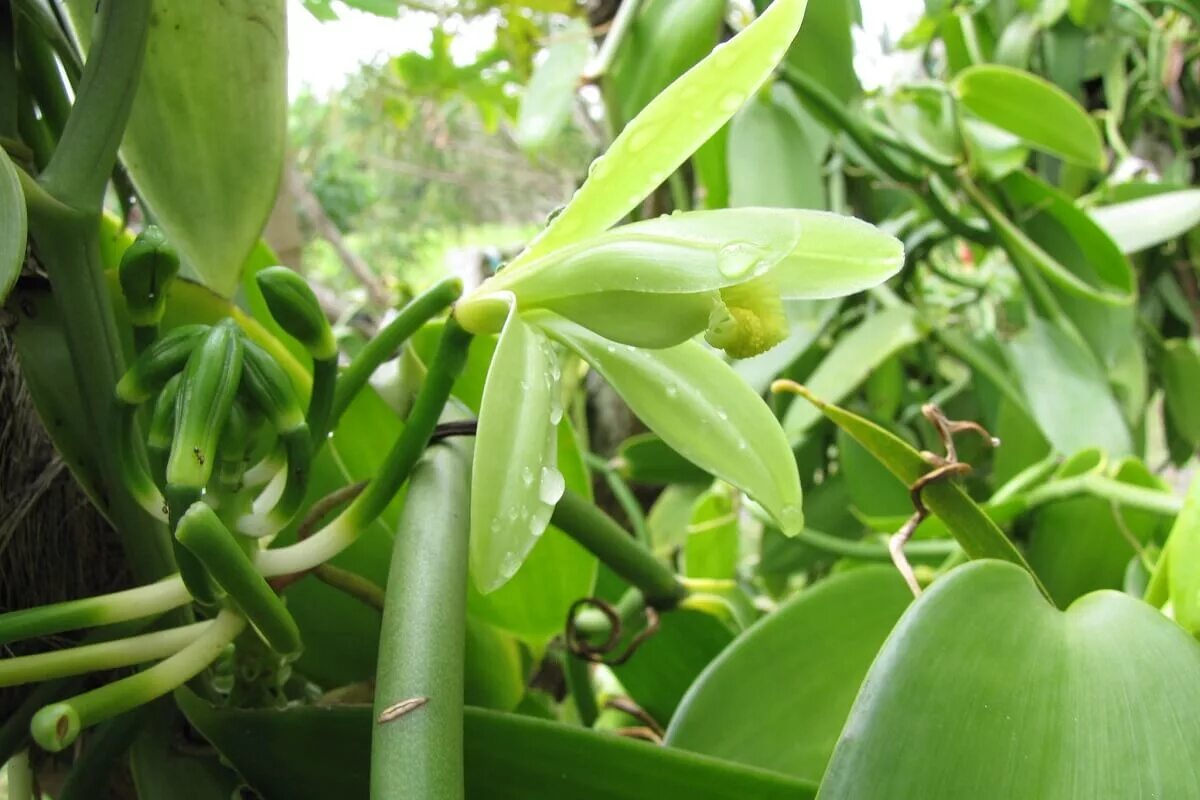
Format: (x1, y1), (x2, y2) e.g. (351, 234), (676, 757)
(564, 596), (660, 666)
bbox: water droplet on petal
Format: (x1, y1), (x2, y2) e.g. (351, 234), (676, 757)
(779, 503), (805, 535)
(718, 93), (744, 114)
(717, 242), (766, 279)
(716, 408), (729, 421)
(666, 384), (678, 398)
(538, 467), (565, 506)
(521, 466), (534, 487)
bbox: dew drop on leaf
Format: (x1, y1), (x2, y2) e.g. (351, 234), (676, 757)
(717, 241), (765, 279)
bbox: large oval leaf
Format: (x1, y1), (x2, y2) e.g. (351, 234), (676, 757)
(534, 312), (803, 534)
(666, 567), (911, 783)
(953, 64), (1105, 170)
(471, 297), (563, 593)
(818, 560), (1200, 798)
(67, 0), (286, 296)
(507, 0), (811, 269)
(0, 147), (25, 304)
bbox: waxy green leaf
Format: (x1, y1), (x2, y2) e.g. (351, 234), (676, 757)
(471, 297), (564, 593)
(513, 19), (591, 152)
(1090, 189), (1200, 254)
(953, 64), (1105, 170)
(507, 0), (811, 270)
(534, 312), (803, 535)
(67, 0), (286, 296)
(667, 567), (911, 783)
(818, 561), (1200, 798)
(178, 691), (818, 800)
(0, 147), (25, 305)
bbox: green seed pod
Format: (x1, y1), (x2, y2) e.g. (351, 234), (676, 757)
(166, 320), (244, 493)
(115, 402), (167, 521)
(118, 225), (181, 327)
(175, 501), (302, 657)
(238, 336), (307, 435)
(147, 372), (183, 488)
(116, 324), (210, 405)
(256, 266), (337, 361)
(215, 400), (253, 493)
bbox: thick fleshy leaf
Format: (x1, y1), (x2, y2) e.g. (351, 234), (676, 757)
(471, 297), (564, 593)
(953, 64), (1105, 170)
(1090, 189), (1200, 254)
(684, 488), (739, 579)
(667, 567), (911, 783)
(67, 0), (286, 296)
(616, 433), (713, 485)
(879, 84), (961, 168)
(506, 0), (811, 269)
(534, 312), (803, 534)
(513, 19), (591, 152)
(818, 561), (1200, 798)
(177, 691), (819, 799)
(0, 147), (25, 304)
(1007, 319), (1133, 457)
(782, 305), (923, 444)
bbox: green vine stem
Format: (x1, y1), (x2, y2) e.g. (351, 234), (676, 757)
(30, 609), (246, 752)
(0, 579), (190, 646)
(257, 319), (473, 577)
(24, 0), (176, 583)
(372, 442), (472, 800)
(331, 276), (463, 426)
(551, 490), (688, 609)
(0, 621), (209, 687)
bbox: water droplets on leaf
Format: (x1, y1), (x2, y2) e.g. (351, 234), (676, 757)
(521, 466), (535, 487)
(717, 241), (767, 279)
(538, 466), (565, 507)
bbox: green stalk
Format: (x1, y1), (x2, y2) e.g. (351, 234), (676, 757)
(793, 528), (959, 562)
(39, 0), (149, 211)
(26, 0), (175, 583)
(563, 653), (598, 727)
(257, 320), (473, 578)
(30, 609), (246, 752)
(0, 621), (209, 687)
(6, 750), (32, 800)
(0, 577), (189, 646)
(586, 0), (642, 80)
(331, 276), (462, 426)
(550, 490), (688, 609)
(372, 443), (471, 800)
(308, 355), (337, 444)
(584, 452), (650, 546)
